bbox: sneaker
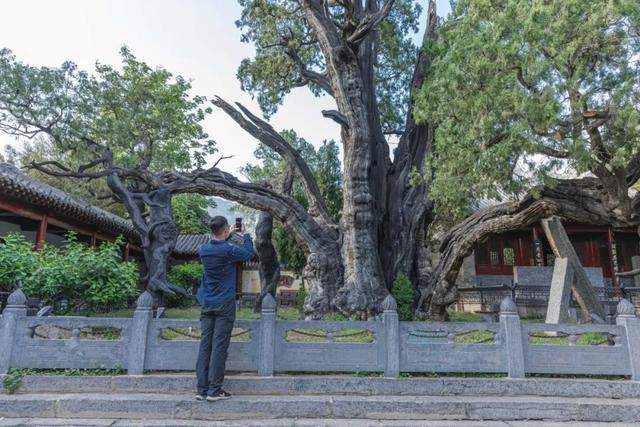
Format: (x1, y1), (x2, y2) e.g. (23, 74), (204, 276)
(195, 394), (206, 401)
(206, 390), (232, 401)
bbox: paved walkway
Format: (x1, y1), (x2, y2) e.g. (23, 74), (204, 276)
(0, 419), (638, 426)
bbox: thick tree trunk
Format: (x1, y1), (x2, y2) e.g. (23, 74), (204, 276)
(254, 211), (280, 312)
(303, 1), (388, 316)
(107, 174), (186, 302)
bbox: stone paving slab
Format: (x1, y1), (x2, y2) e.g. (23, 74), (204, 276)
(1, 393), (640, 422)
(0, 418), (639, 427)
(4, 375), (640, 399)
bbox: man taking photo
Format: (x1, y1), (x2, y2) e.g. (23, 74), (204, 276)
(195, 215), (253, 401)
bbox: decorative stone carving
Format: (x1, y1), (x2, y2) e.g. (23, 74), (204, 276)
(6, 288), (26, 307)
(382, 294), (397, 312)
(617, 298), (636, 317)
(500, 296), (517, 314)
(262, 293), (276, 310)
(136, 291), (154, 310)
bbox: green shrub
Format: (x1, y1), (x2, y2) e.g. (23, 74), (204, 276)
(295, 282), (307, 313)
(0, 233), (137, 313)
(166, 262), (203, 308)
(2, 369), (23, 394)
(391, 273), (415, 321)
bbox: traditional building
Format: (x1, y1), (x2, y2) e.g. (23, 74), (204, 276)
(0, 163), (141, 258)
(466, 224), (640, 289)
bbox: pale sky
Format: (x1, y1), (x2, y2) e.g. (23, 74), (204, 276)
(0, 0), (450, 176)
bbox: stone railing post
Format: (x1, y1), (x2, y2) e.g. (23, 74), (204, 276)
(383, 294), (400, 378)
(127, 291), (154, 375)
(258, 293), (276, 376)
(0, 288), (27, 374)
(616, 298), (640, 381)
(499, 296), (525, 378)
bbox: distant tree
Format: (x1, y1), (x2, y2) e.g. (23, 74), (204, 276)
(172, 194), (215, 234)
(0, 47), (217, 299)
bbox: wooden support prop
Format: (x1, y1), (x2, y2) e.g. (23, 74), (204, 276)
(541, 217), (605, 322)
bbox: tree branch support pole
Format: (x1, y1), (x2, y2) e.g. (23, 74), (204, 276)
(541, 217), (605, 321)
(545, 258), (574, 324)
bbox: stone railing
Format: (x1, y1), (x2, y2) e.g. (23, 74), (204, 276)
(1, 289), (640, 380)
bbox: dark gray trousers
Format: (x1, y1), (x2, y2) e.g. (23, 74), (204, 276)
(196, 299), (236, 396)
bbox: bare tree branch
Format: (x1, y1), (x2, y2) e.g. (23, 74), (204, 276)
(347, 0), (395, 45)
(163, 167), (338, 252)
(212, 96), (335, 228)
(286, 48), (334, 96)
(321, 109), (348, 127)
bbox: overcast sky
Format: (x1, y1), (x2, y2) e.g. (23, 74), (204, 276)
(0, 0), (450, 176)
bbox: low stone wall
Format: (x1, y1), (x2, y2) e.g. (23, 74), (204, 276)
(1, 289), (640, 380)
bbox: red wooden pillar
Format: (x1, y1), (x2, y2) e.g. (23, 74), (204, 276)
(34, 215), (48, 250)
(607, 227), (619, 287)
(122, 243), (130, 262)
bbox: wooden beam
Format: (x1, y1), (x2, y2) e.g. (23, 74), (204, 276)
(122, 243), (130, 262)
(541, 217), (605, 322)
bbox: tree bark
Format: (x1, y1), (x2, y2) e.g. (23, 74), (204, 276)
(107, 173), (187, 302)
(253, 211), (280, 312)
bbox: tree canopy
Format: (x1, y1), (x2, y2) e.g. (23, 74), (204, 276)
(0, 46), (215, 186)
(236, 0), (422, 134)
(416, 0), (640, 220)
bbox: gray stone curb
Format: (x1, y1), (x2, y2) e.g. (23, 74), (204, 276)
(3, 375), (640, 399)
(0, 393), (640, 422)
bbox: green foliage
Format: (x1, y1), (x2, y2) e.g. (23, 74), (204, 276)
(236, 0), (421, 133)
(2, 369), (24, 394)
(295, 283), (307, 313)
(0, 46), (216, 212)
(416, 0), (640, 221)
(172, 194), (215, 234)
(391, 273), (415, 321)
(0, 233), (137, 312)
(242, 130), (343, 272)
(166, 262), (203, 308)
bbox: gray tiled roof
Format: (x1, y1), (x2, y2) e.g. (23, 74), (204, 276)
(0, 163), (137, 241)
(174, 234), (211, 256)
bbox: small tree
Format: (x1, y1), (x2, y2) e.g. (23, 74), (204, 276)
(391, 273), (414, 321)
(0, 47), (217, 299)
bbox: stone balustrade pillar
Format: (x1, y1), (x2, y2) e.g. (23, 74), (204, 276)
(0, 288), (27, 374)
(616, 298), (640, 381)
(382, 294), (400, 378)
(258, 293), (276, 376)
(500, 296), (525, 378)
(127, 291), (154, 375)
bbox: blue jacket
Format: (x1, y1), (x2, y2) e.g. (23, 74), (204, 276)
(197, 234), (254, 307)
